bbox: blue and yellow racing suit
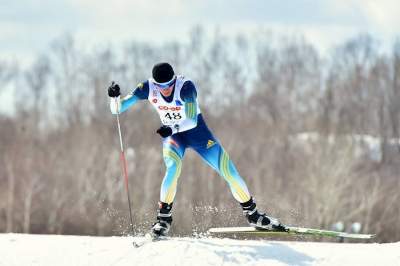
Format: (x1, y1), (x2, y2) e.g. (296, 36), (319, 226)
(110, 77), (251, 204)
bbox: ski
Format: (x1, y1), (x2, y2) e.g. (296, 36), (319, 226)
(132, 233), (168, 248)
(208, 226), (375, 239)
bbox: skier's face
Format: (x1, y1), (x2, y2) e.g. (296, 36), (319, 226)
(156, 78), (175, 97)
(159, 84), (174, 97)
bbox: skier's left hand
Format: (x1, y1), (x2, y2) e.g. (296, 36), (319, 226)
(108, 82), (121, 97)
(156, 125), (173, 138)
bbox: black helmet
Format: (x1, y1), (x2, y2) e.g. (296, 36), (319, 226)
(152, 62), (175, 83)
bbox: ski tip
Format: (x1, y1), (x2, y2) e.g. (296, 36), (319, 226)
(132, 233), (167, 248)
(362, 234), (376, 239)
(132, 241), (141, 248)
(338, 232), (376, 239)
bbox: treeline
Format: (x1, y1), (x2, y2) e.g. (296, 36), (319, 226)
(0, 28), (399, 242)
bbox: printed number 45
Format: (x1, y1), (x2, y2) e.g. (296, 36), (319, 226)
(165, 113), (182, 120)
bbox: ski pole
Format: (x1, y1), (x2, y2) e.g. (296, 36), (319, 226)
(113, 86), (135, 235)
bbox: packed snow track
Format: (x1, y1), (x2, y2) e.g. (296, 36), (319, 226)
(1, 233), (398, 266)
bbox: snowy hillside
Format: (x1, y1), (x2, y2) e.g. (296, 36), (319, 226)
(1, 234), (399, 266)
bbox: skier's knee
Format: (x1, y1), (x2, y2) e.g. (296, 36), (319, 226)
(164, 156), (181, 170)
(163, 155), (182, 179)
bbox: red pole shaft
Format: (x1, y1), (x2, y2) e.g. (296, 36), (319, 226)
(115, 98), (135, 235)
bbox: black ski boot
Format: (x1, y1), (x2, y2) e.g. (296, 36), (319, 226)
(240, 197), (286, 231)
(151, 202), (173, 237)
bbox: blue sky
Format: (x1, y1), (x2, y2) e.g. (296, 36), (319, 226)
(1, 0), (399, 67)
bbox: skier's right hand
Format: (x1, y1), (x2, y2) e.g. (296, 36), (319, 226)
(108, 82), (121, 97)
(156, 125), (173, 138)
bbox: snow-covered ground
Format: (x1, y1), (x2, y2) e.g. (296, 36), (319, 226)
(1, 233), (399, 266)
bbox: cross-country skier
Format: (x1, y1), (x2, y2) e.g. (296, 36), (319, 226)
(108, 62), (285, 237)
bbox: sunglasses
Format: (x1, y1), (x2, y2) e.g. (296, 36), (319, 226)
(154, 77), (176, 89)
